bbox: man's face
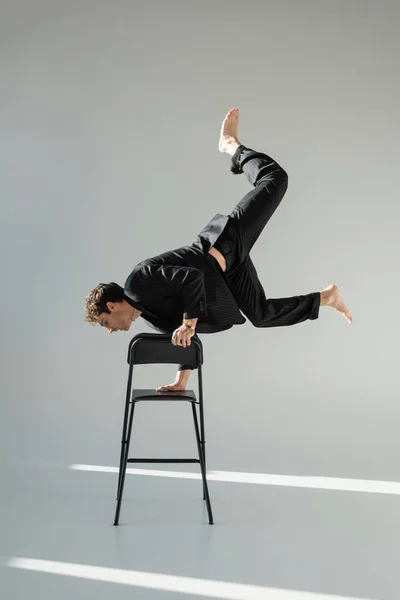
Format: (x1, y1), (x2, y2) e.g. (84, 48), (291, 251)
(97, 301), (140, 334)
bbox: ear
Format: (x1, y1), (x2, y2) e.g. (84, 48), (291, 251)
(106, 301), (116, 312)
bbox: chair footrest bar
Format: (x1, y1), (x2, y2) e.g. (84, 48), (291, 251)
(126, 458), (200, 464)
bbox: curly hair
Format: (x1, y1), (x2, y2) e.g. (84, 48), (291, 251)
(85, 282), (125, 325)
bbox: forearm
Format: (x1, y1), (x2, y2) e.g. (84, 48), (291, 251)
(174, 320), (198, 387)
(175, 368), (192, 387)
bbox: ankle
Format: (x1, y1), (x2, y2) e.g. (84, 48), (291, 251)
(320, 290), (332, 306)
(225, 138), (241, 156)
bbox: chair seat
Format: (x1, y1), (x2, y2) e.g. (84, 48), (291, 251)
(132, 388), (197, 403)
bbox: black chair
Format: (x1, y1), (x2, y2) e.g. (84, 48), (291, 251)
(114, 333), (214, 525)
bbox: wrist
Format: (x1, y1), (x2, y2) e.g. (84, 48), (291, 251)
(175, 369), (191, 384)
(182, 317), (198, 329)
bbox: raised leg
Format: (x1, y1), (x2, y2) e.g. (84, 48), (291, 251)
(215, 108), (289, 268)
(227, 257), (352, 327)
(216, 109), (353, 326)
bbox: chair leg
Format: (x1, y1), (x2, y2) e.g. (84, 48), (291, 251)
(114, 401), (136, 526)
(191, 403), (214, 525)
(201, 443), (206, 501)
(116, 402), (130, 501)
(198, 369), (207, 500)
(117, 363), (134, 500)
(198, 403), (207, 500)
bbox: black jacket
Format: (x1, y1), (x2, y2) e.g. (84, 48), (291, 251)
(124, 213), (246, 343)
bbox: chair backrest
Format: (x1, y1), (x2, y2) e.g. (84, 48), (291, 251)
(127, 333), (203, 368)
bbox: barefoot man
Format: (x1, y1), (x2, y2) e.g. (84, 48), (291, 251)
(85, 108), (352, 392)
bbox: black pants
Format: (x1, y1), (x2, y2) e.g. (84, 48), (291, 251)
(213, 145), (320, 327)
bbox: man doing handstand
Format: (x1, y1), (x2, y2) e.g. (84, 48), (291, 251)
(85, 108), (352, 392)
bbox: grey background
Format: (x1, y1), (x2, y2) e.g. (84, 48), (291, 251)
(1, 0), (399, 599)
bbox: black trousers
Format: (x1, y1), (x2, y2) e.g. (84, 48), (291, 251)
(213, 146), (320, 327)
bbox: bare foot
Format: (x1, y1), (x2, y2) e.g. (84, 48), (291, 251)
(320, 284), (353, 324)
(218, 107), (241, 155)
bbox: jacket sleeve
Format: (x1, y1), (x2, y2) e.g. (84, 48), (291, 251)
(138, 264), (208, 320)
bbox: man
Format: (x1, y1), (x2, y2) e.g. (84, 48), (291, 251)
(85, 108), (352, 392)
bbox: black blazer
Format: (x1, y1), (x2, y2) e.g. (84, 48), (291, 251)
(124, 213), (246, 339)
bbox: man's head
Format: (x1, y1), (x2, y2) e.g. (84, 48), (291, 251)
(85, 282), (141, 333)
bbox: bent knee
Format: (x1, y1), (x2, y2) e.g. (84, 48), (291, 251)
(257, 168), (288, 196)
(250, 317), (265, 328)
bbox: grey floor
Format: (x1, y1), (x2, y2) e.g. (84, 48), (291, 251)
(1, 387), (399, 600)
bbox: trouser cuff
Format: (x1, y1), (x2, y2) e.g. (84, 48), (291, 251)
(310, 292), (321, 320)
(230, 145), (248, 174)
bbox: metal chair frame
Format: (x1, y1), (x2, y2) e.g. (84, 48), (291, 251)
(114, 333), (214, 525)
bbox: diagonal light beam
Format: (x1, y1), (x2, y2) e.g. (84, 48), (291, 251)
(69, 464), (400, 495)
(7, 558), (375, 600)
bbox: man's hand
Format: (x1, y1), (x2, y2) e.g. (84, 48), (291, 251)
(156, 382), (186, 392)
(156, 368), (191, 393)
(171, 324), (195, 347)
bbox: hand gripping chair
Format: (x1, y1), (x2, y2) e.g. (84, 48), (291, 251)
(114, 333), (214, 525)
